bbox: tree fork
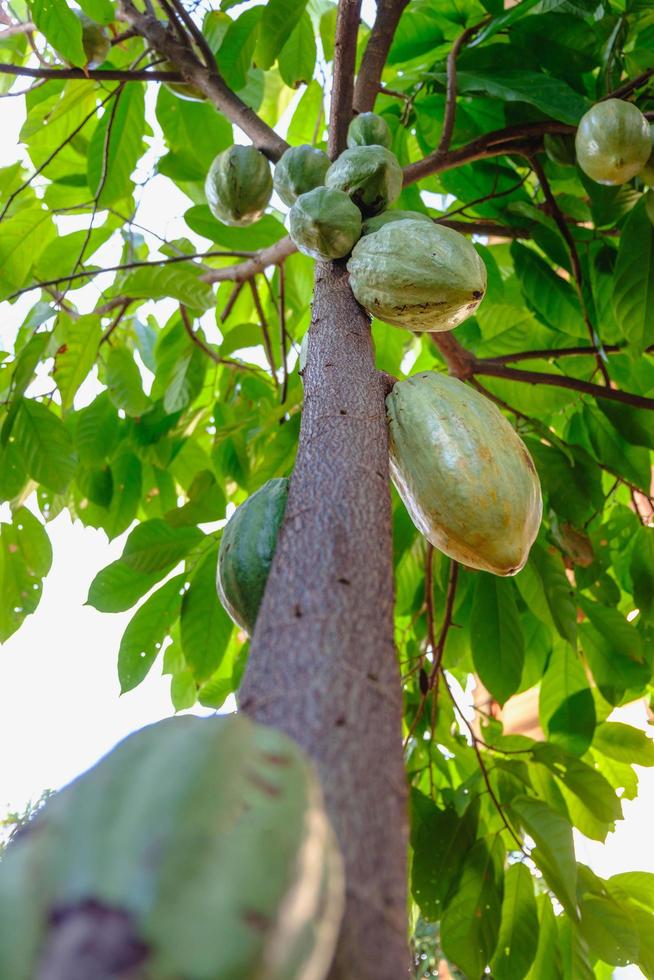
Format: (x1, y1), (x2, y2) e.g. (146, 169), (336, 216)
(240, 262), (409, 977)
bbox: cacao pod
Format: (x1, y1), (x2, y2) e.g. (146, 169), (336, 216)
(575, 99), (651, 185)
(217, 477), (289, 633)
(386, 372), (542, 575)
(639, 126), (654, 186)
(289, 187), (362, 261)
(361, 209), (432, 235)
(347, 219), (487, 331)
(543, 133), (576, 167)
(56, 12), (110, 67)
(274, 145), (330, 207)
(160, 60), (206, 101)
(346, 112), (392, 150)
(646, 190), (654, 227)
(325, 145), (402, 216)
(205, 145), (273, 227)
(0, 715), (344, 980)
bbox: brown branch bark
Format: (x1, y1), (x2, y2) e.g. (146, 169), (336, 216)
(240, 263), (409, 978)
(201, 236), (297, 284)
(437, 21), (487, 157)
(353, 0), (410, 113)
(487, 344), (654, 362)
(328, 0), (363, 158)
(0, 61), (182, 81)
(117, 0), (288, 161)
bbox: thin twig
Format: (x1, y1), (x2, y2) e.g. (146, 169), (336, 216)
(278, 263), (289, 405)
(0, 61), (182, 81)
(249, 279), (278, 385)
(437, 21), (487, 157)
(202, 236), (297, 284)
(220, 282), (244, 322)
(482, 344), (652, 363)
(179, 305), (273, 380)
(428, 561), (459, 691)
(167, 0), (215, 69)
(99, 299), (131, 345)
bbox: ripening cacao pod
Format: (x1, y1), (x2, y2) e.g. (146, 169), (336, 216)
(160, 60), (206, 101)
(575, 99), (651, 185)
(205, 145), (273, 226)
(639, 126), (654, 186)
(289, 187), (362, 261)
(361, 209), (432, 235)
(346, 112), (392, 150)
(274, 145), (330, 207)
(347, 219), (487, 331)
(543, 133), (576, 167)
(0, 715), (344, 980)
(217, 477), (289, 633)
(55, 12), (110, 67)
(325, 145), (402, 216)
(387, 372), (542, 575)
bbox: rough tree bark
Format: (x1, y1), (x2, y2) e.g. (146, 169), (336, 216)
(240, 263), (409, 978)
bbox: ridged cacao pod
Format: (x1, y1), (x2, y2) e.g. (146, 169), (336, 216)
(274, 145), (330, 207)
(346, 112), (392, 150)
(575, 99), (651, 185)
(361, 209), (432, 235)
(347, 219), (487, 331)
(543, 133), (576, 167)
(0, 715), (344, 980)
(639, 126), (654, 186)
(289, 187), (362, 261)
(205, 145), (273, 226)
(217, 477), (289, 633)
(325, 145), (402, 216)
(387, 372), (542, 575)
(160, 60), (206, 101)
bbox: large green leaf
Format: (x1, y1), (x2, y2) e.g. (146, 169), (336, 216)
(32, 0), (85, 66)
(0, 207), (56, 298)
(539, 643), (595, 756)
(441, 836), (504, 978)
(104, 347), (148, 418)
(490, 862), (539, 980)
(453, 70), (589, 124)
(87, 85), (145, 206)
(612, 200), (654, 354)
(508, 796), (577, 914)
(216, 7), (262, 91)
(410, 795), (478, 920)
(0, 508), (52, 643)
(515, 542), (577, 645)
(54, 315), (102, 410)
(121, 520), (204, 575)
(11, 398), (76, 494)
(118, 574), (186, 693)
(470, 575), (524, 705)
(525, 896), (562, 980)
(180, 548), (233, 682)
(593, 721), (654, 767)
(255, 0), (308, 69)
(278, 11), (316, 88)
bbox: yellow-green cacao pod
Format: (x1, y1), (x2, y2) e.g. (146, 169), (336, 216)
(325, 145), (402, 216)
(0, 715), (345, 980)
(346, 112), (392, 150)
(347, 219), (487, 331)
(387, 373), (542, 575)
(544, 133), (576, 167)
(58, 12), (110, 67)
(274, 145), (330, 207)
(160, 59), (206, 101)
(205, 145), (273, 226)
(217, 477), (289, 633)
(575, 99), (651, 185)
(361, 209), (432, 235)
(289, 187), (362, 261)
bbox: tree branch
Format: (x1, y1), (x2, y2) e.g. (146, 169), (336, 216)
(0, 61), (182, 82)
(116, 0), (288, 161)
(437, 21), (487, 157)
(328, 0), (363, 158)
(0, 21), (34, 38)
(353, 0), (410, 113)
(486, 344), (654, 363)
(201, 236), (297, 284)
(603, 67), (654, 101)
(180, 305), (272, 380)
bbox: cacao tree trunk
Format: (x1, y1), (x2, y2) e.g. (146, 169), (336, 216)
(240, 261), (409, 978)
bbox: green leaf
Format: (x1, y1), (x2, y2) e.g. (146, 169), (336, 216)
(470, 575), (524, 705)
(630, 526), (654, 622)
(532, 743), (622, 826)
(579, 893), (640, 967)
(104, 346), (148, 417)
(583, 405), (651, 493)
(105, 452), (141, 540)
(162, 347), (206, 415)
(118, 265), (215, 313)
(77, 0), (114, 25)
(121, 519), (204, 574)
(440, 836), (504, 978)
(609, 872), (654, 912)
(166, 470), (226, 527)
(278, 11), (316, 88)
(216, 6), (262, 91)
(490, 862), (539, 980)
(0, 207), (56, 298)
(155, 85), (232, 180)
(86, 560), (166, 613)
(256, 0), (308, 70)
(515, 542), (577, 645)
(287, 79), (324, 145)
(75, 392), (120, 465)
(54, 315), (102, 410)
(512, 243), (582, 336)
(118, 574), (186, 693)
(180, 548), (233, 682)
(612, 200), (654, 354)
(539, 643), (595, 756)
(410, 795), (478, 920)
(11, 398), (76, 493)
(454, 70), (589, 125)
(0, 508), (52, 642)
(509, 796), (577, 914)
(87, 85), (145, 206)
(578, 597), (650, 704)
(593, 721), (654, 767)
(525, 896), (562, 980)
(471, 0), (541, 47)
(184, 206), (285, 251)
(32, 0), (85, 66)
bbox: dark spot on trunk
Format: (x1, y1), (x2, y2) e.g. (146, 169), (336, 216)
(340, 408), (347, 415)
(335, 716), (346, 726)
(337, 577), (350, 585)
(367, 672), (378, 682)
(294, 604), (302, 618)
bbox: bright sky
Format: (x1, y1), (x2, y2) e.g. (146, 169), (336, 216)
(0, 15), (652, 976)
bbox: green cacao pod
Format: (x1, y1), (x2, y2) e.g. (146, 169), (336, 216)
(347, 219), (487, 331)
(205, 145), (273, 227)
(325, 145), (402, 216)
(646, 190), (654, 227)
(217, 477), (289, 633)
(639, 127), (654, 186)
(274, 145), (330, 207)
(161, 60), (206, 101)
(346, 112), (392, 150)
(575, 99), (651, 185)
(361, 209), (432, 235)
(387, 372), (542, 575)
(543, 133), (576, 167)
(289, 187), (362, 261)
(0, 715), (344, 980)
(57, 12), (110, 67)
